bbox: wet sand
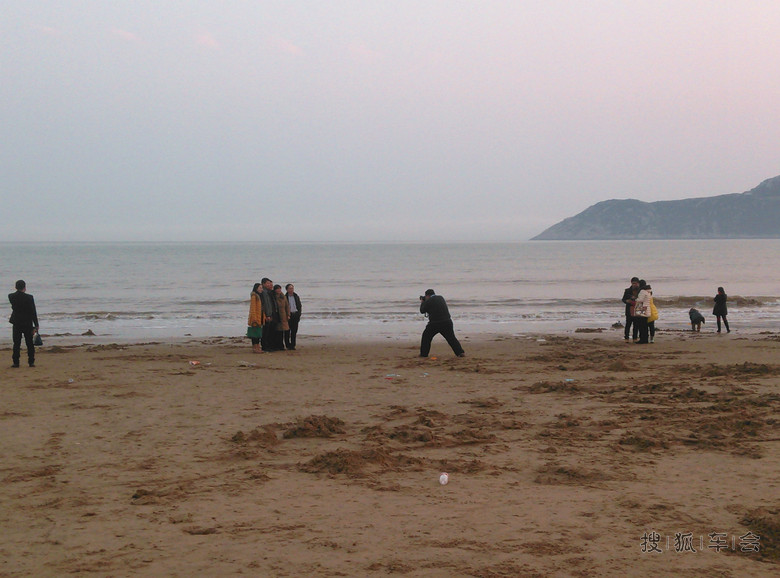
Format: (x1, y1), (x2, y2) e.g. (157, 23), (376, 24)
(1, 330), (778, 576)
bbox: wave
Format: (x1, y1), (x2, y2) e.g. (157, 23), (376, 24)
(651, 296), (778, 308)
(42, 295), (780, 321)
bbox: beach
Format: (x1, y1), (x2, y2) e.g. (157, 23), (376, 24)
(1, 329), (778, 576)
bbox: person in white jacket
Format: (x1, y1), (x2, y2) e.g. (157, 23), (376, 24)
(633, 280), (652, 344)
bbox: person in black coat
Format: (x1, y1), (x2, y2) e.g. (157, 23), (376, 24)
(259, 277), (281, 352)
(689, 308), (706, 332)
(419, 289), (465, 357)
(713, 286), (730, 333)
(284, 284), (302, 350)
(8, 280), (40, 367)
(621, 277), (640, 341)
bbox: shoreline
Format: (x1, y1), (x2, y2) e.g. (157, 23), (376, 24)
(2, 331), (778, 575)
(27, 321), (780, 348)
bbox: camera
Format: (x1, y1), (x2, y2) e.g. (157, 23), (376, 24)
(419, 295), (426, 301)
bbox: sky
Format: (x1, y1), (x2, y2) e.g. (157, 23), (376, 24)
(2, 1), (779, 242)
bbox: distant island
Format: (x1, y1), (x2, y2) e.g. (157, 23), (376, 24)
(531, 175), (780, 240)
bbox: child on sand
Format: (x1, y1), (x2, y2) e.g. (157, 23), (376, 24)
(689, 308), (705, 332)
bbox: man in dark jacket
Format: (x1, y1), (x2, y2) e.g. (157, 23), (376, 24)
(9, 280), (40, 367)
(260, 277), (280, 352)
(621, 277), (640, 341)
(284, 283), (302, 350)
(419, 289), (465, 357)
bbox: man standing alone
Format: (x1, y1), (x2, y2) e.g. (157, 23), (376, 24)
(9, 280), (39, 368)
(419, 289), (465, 358)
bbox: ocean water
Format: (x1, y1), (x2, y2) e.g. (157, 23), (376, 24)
(1, 240), (779, 342)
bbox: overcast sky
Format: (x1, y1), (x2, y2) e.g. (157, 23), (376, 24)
(2, 1), (779, 242)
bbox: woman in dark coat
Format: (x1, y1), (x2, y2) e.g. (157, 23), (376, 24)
(713, 286), (730, 333)
(274, 285), (290, 350)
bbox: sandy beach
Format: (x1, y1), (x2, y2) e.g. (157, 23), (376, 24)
(1, 329), (778, 576)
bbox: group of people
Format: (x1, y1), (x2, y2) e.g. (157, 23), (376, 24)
(247, 278), (302, 353)
(622, 277), (732, 341)
(689, 287), (730, 333)
(621, 277), (659, 344)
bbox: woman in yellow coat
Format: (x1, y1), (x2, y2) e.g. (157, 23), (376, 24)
(647, 284), (659, 343)
(247, 282), (264, 353)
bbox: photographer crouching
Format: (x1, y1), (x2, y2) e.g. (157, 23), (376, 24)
(419, 289), (465, 358)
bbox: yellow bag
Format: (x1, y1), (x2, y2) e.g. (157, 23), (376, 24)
(648, 298), (659, 323)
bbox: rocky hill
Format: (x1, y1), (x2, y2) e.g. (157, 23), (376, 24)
(531, 175), (780, 240)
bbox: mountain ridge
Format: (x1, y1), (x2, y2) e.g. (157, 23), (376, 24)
(531, 175), (780, 240)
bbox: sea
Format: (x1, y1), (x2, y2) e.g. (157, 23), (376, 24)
(1, 240), (779, 343)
